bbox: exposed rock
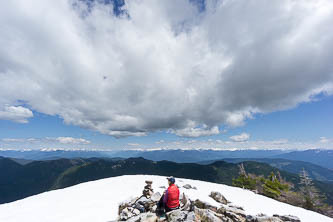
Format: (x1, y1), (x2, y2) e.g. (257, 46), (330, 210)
(166, 209), (188, 221)
(180, 193), (191, 211)
(246, 215), (256, 222)
(135, 203), (145, 213)
(228, 204), (244, 211)
(136, 212), (158, 222)
(210, 191), (229, 205)
(120, 207), (133, 220)
(193, 199), (217, 212)
(251, 189), (259, 194)
(151, 205), (157, 213)
(146, 181), (153, 185)
(257, 213), (267, 217)
(184, 211), (197, 222)
(119, 202), (130, 215)
(183, 184), (192, 189)
(273, 215), (301, 222)
(151, 192), (162, 202)
(255, 216), (283, 222)
(137, 196), (152, 205)
(214, 204), (247, 222)
(126, 215), (141, 222)
(224, 210), (246, 222)
(133, 209), (141, 216)
(224, 206), (246, 218)
(117, 180), (301, 222)
(194, 207), (223, 222)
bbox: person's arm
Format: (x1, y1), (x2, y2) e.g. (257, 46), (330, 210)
(163, 189), (168, 204)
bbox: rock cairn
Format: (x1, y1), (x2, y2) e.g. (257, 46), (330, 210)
(118, 180), (161, 221)
(143, 181), (154, 198)
(117, 181), (301, 222)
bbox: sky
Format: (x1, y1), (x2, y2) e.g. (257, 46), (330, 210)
(0, 0), (332, 150)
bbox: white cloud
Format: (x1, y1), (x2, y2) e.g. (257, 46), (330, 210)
(55, 137), (91, 145)
(1, 138), (26, 143)
(137, 138), (333, 151)
(0, 106), (33, 123)
(0, 0), (333, 137)
(0, 136), (91, 148)
(271, 139), (289, 145)
(127, 143), (140, 146)
(229, 133), (250, 142)
(319, 137), (330, 143)
(172, 124), (220, 138)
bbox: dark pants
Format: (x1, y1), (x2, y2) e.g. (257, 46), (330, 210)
(157, 194), (179, 213)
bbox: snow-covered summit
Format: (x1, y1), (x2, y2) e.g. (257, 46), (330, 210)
(0, 175), (331, 222)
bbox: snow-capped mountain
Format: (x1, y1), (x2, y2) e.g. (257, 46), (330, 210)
(0, 175), (331, 222)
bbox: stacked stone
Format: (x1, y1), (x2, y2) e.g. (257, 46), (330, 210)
(118, 180), (162, 221)
(143, 180), (154, 198)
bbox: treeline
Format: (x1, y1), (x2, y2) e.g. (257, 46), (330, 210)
(232, 163), (333, 217)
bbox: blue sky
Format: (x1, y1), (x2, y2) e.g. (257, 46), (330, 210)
(0, 0), (333, 150)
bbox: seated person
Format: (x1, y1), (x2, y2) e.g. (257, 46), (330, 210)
(157, 176), (180, 215)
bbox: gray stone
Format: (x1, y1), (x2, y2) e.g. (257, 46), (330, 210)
(151, 205), (157, 213)
(246, 215), (256, 222)
(145, 180), (153, 185)
(180, 194), (191, 211)
(184, 211), (197, 222)
(183, 184), (192, 189)
(167, 209), (188, 221)
(133, 209), (140, 216)
(257, 213), (267, 217)
(210, 191), (229, 205)
(136, 196), (154, 212)
(272, 215), (301, 222)
(224, 210), (246, 222)
(135, 203), (145, 213)
(151, 192), (162, 202)
(194, 207), (223, 222)
(228, 204), (244, 211)
(120, 207), (133, 220)
(126, 215), (141, 222)
(256, 216), (283, 222)
(139, 212), (158, 222)
(193, 199), (217, 212)
(119, 202), (130, 215)
(225, 206), (246, 218)
(137, 196), (152, 205)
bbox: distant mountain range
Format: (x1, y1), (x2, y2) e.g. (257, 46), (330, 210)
(274, 149), (333, 170)
(199, 158), (333, 183)
(1, 148), (332, 169)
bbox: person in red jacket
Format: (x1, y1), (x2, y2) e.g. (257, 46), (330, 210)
(157, 176), (180, 214)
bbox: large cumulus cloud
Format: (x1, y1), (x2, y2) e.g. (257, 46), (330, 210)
(0, 0), (332, 137)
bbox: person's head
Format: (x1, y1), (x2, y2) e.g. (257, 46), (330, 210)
(167, 176), (175, 186)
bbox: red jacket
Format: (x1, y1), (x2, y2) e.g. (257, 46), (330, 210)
(165, 184), (180, 208)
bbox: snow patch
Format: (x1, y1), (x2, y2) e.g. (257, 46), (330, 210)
(0, 175), (331, 222)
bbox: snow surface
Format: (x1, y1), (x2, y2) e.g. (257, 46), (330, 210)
(0, 175), (332, 222)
